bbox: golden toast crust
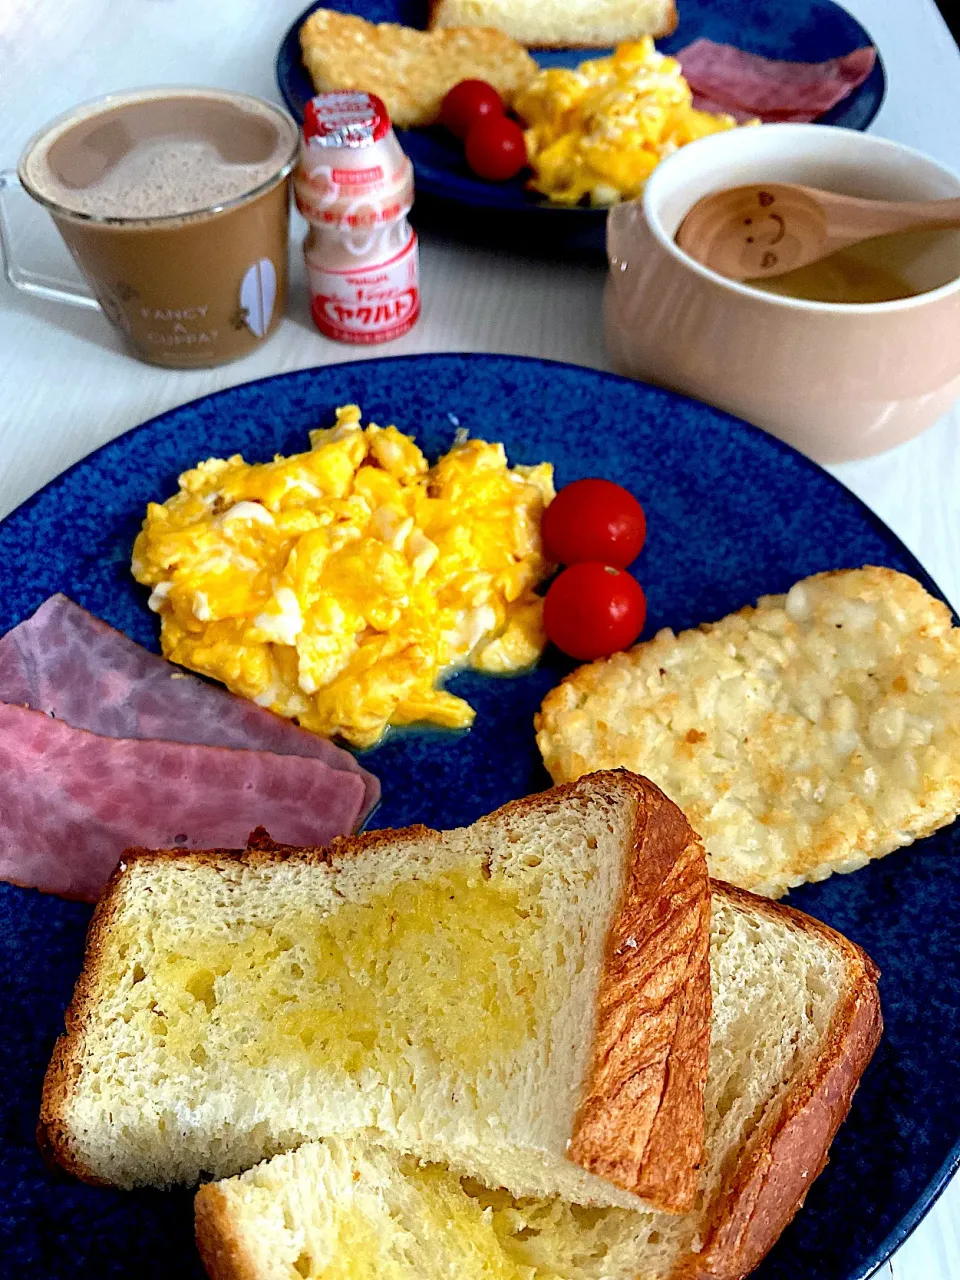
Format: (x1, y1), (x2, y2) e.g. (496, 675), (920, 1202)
(195, 1183), (261, 1280)
(670, 882), (882, 1280)
(569, 781), (711, 1213)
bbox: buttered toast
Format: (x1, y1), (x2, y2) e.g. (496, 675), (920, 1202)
(194, 883), (881, 1280)
(429, 0), (678, 47)
(538, 568), (960, 898)
(39, 772), (711, 1214)
(299, 9), (537, 128)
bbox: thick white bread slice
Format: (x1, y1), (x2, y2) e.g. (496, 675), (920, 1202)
(39, 772), (711, 1212)
(538, 567), (960, 898)
(428, 0), (679, 47)
(299, 9), (537, 128)
(194, 884), (882, 1280)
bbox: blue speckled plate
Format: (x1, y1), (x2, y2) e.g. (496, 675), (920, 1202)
(0, 355), (955, 1279)
(276, 0), (886, 253)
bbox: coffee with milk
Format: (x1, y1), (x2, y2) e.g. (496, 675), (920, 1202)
(17, 88), (299, 367)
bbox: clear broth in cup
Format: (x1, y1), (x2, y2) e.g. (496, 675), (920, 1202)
(746, 227), (953, 305)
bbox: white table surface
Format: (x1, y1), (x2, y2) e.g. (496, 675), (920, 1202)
(1, 0), (958, 1275)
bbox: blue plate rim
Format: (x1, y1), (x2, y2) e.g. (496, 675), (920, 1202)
(1, 350), (954, 1280)
(274, 0), (887, 217)
(858, 1146), (960, 1280)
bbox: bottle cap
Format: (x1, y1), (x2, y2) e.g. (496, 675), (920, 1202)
(303, 92), (391, 149)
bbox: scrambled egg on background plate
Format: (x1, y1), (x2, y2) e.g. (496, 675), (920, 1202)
(132, 406), (555, 748)
(516, 38), (743, 207)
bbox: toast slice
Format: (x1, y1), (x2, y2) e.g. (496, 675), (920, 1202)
(39, 772), (711, 1213)
(537, 567), (960, 898)
(299, 9), (537, 128)
(428, 0), (678, 47)
(194, 883), (881, 1280)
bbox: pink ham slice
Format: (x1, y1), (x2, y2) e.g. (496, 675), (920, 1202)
(0, 594), (379, 824)
(676, 40), (877, 123)
(0, 702), (367, 902)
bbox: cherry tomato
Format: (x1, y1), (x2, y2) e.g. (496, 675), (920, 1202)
(464, 116), (527, 182)
(542, 478), (646, 569)
(543, 563), (646, 661)
(440, 80), (505, 140)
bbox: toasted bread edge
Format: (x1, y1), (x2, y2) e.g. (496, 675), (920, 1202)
(36, 857), (145, 1186)
(195, 1182), (260, 1280)
(675, 880), (883, 1279)
(569, 776), (711, 1214)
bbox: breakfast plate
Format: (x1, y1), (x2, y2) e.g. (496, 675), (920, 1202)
(0, 353), (956, 1278)
(275, 0), (886, 254)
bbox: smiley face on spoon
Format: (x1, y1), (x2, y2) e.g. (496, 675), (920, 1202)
(744, 191), (784, 258)
(676, 184), (824, 279)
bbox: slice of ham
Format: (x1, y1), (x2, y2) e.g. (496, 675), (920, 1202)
(0, 594), (379, 824)
(676, 40), (877, 123)
(0, 703), (367, 902)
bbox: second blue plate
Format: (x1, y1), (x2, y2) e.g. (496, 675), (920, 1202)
(276, 0), (886, 254)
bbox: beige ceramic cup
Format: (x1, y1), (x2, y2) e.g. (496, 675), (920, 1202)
(604, 124), (960, 463)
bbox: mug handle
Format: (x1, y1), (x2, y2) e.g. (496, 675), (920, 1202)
(0, 169), (100, 309)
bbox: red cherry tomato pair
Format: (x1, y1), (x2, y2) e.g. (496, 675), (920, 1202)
(541, 479), (648, 662)
(439, 80), (527, 182)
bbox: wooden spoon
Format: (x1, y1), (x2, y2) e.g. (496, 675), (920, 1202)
(674, 182), (960, 281)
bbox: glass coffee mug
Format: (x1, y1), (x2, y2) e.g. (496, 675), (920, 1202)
(0, 87), (299, 368)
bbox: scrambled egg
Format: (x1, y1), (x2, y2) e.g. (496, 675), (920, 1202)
(515, 38), (745, 207)
(132, 406), (555, 749)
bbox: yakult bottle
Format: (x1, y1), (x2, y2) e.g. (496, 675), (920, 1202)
(296, 92), (420, 344)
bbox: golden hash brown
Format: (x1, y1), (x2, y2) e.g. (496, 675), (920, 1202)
(299, 9), (537, 128)
(536, 567), (960, 898)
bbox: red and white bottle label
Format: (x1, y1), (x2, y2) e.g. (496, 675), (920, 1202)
(307, 230), (421, 345)
(303, 92), (390, 145)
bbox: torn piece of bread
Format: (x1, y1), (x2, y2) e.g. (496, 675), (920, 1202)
(299, 9), (537, 128)
(537, 567), (960, 899)
(39, 772), (711, 1213)
(429, 0), (678, 47)
(194, 884), (881, 1280)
